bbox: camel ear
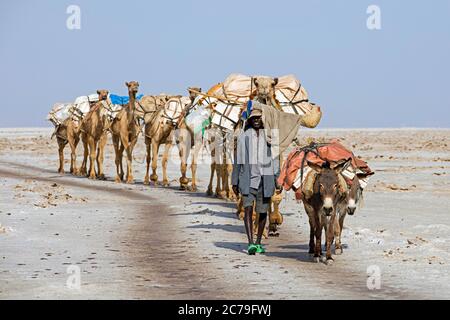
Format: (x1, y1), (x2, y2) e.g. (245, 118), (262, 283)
(273, 78), (279, 87)
(253, 78), (258, 87)
(125, 82), (129, 87)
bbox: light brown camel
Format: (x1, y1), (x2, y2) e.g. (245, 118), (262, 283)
(110, 81), (141, 184)
(175, 87), (204, 191)
(140, 94), (172, 185)
(143, 94), (189, 187)
(79, 90), (110, 180)
(54, 117), (81, 175)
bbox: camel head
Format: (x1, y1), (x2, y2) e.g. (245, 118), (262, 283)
(125, 81), (140, 96)
(96, 90), (109, 101)
(253, 76), (278, 105)
(188, 87), (202, 103)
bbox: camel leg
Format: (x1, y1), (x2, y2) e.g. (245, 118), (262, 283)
(144, 137), (151, 185)
(206, 162), (215, 196)
(118, 142), (125, 181)
(215, 163), (224, 198)
(119, 132), (133, 184)
(80, 133), (88, 176)
(178, 139), (189, 190)
(162, 142), (172, 187)
(206, 147), (216, 196)
(190, 138), (202, 192)
(227, 164), (235, 200)
(96, 133), (107, 180)
(125, 144), (134, 184)
(112, 134), (122, 183)
(269, 191), (284, 227)
(87, 136), (97, 180)
(70, 133), (80, 176)
(221, 163), (229, 198)
(237, 196), (245, 220)
(150, 140), (160, 184)
(57, 137), (67, 174)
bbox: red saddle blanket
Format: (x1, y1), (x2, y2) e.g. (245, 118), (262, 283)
(277, 140), (373, 193)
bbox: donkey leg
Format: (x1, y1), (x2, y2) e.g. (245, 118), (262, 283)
(334, 216), (343, 255)
(325, 220), (335, 264)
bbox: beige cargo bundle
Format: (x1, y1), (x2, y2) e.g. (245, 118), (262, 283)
(206, 74), (322, 129)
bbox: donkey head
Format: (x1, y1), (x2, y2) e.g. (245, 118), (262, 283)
(346, 175), (363, 216)
(310, 161), (349, 217)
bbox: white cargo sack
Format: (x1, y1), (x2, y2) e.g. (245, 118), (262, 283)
(73, 94), (99, 118)
(211, 102), (242, 132)
(185, 105), (211, 135)
(47, 103), (74, 126)
(163, 96), (190, 125)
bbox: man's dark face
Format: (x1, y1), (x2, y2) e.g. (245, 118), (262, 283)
(250, 116), (263, 129)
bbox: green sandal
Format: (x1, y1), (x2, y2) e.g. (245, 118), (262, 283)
(256, 244), (266, 254)
(247, 244), (258, 255)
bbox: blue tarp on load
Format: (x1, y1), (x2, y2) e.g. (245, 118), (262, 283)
(110, 94), (144, 105)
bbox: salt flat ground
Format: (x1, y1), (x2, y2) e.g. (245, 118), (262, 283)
(0, 128), (449, 299)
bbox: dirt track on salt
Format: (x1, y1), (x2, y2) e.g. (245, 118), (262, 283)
(1, 128), (449, 299)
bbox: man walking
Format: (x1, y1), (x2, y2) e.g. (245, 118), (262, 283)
(232, 105), (280, 255)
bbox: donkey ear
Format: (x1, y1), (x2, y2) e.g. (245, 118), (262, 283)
(273, 77), (279, 86)
(253, 78), (258, 87)
(97, 90), (101, 95)
(333, 160), (351, 174)
(308, 161), (323, 173)
(125, 82), (129, 87)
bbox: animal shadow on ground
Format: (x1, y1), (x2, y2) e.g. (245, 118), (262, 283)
(214, 241), (248, 254)
(214, 241), (315, 263)
(263, 244), (316, 263)
(187, 223), (244, 234)
(169, 208), (237, 220)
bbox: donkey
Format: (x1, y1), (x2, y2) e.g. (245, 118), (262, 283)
(334, 175), (364, 255)
(303, 161), (349, 264)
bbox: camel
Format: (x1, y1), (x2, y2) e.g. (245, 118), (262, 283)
(140, 93), (173, 186)
(54, 117), (81, 175)
(143, 94), (189, 187)
(110, 81), (142, 184)
(79, 90), (110, 180)
(175, 87), (205, 191)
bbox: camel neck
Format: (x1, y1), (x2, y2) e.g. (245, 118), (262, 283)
(129, 92), (136, 109)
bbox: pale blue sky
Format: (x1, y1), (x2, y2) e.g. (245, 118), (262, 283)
(0, 0), (449, 128)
